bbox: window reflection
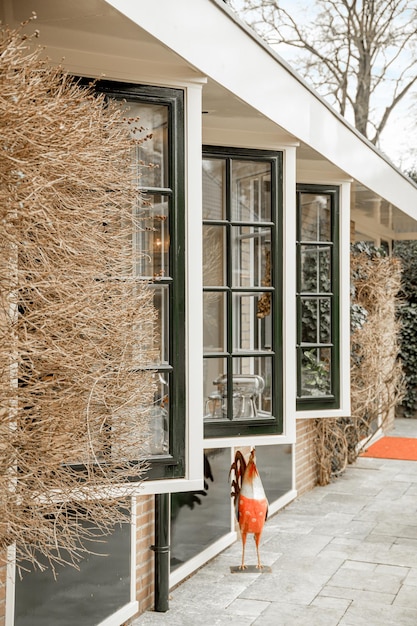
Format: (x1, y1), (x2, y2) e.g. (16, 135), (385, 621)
(202, 160), (226, 220)
(122, 99), (173, 457)
(297, 189), (337, 401)
(15, 520), (131, 626)
(203, 154), (278, 431)
(171, 449), (231, 570)
(132, 104), (168, 189)
(231, 161), (271, 222)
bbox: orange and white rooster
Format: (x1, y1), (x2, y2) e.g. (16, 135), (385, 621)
(229, 448), (268, 570)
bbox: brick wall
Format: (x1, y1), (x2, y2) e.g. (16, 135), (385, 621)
(295, 418), (319, 496)
(0, 553), (7, 626)
(134, 495), (155, 615)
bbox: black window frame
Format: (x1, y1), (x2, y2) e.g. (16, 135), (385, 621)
(93, 80), (186, 480)
(296, 183), (340, 410)
(202, 146), (283, 438)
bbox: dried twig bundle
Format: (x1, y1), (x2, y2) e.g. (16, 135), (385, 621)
(0, 22), (157, 572)
(350, 252), (404, 434)
(316, 249), (404, 485)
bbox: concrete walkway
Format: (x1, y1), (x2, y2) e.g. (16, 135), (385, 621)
(133, 419), (417, 625)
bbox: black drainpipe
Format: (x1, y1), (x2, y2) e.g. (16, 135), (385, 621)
(151, 493), (170, 612)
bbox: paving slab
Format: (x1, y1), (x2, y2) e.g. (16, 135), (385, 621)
(132, 419), (417, 626)
(339, 603), (417, 626)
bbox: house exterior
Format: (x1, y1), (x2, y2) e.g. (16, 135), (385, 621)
(1, 1), (417, 624)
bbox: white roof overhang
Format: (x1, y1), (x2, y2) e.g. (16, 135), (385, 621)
(3, 0), (417, 230)
(105, 0), (417, 226)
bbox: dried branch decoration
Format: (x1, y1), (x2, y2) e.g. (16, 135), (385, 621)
(316, 249), (404, 485)
(0, 22), (157, 572)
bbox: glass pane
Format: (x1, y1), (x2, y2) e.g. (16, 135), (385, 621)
(125, 102), (169, 189)
(300, 246), (318, 292)
(301, 298), (318, 344)
(171, 448), (232, 570)
(148, 372), (169, 455)
(232, 226), (272, 287)
(319, 298), (331, 343)
(256, 445), (292, 500)
(231, 356), (272, 418)
(231, 161), (271, 222)
(232, 292), (272, 351)
(203, 225), (226, 286)
(300, 246), (331, 293)
(300, 193), (331, 241)
(151, 285), (169, 365)
(319, 247), (331, 292)
(202, 159), (226, 220)
(15, 521), (131, 626)
(300, 348), (331, 397)
(204, 358), (227, 419)
(300, 298), (331, 345)
(203, 292), (226, 353)
(134, 196), (169, 279)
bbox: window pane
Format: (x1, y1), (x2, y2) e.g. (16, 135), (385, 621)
(256, 445), (293, 502)
(232, 226), (272, 288)
(15, 521), (131, 626)
(318, 247), (332, 292)
(319, 298), (331, 343)
(300, 246), (331, 293)
(204, 358), (227, 419)
(231, 161), (271, 222)
(134, 196), (170, 279)
(127, 103), (169, 188)
(300, 298), (331, 345)
(301, 298), (318, 343)
(203, 292), (226, 352)
(300, 193), (331, 241)
(203, 159), (226, 220)
(171, 448), (231, 570)
(300, 348), (331, 397)
(232, 292), (272, 351)
(150, 285), (169, 365)
(203, 225), (226, 286)
(232, 356), (272, 417)
(148, 372), (170, 455)
(300, 246), (318, 292)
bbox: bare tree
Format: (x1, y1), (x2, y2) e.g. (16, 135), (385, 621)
(231, 0), (417, 145)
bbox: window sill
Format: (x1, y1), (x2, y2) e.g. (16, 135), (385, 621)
(97, 601), (139, 626)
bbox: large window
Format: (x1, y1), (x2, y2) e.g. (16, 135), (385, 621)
(202, 147), (283, 438)
(97, 82), (185, 478)
(296, 185), (340, 409)
(15, 519), (132, 626)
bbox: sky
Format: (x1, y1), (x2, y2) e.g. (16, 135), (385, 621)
(230, 0), (417, 172)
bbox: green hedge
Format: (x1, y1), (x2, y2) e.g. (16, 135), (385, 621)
(394, 241), (417, 417)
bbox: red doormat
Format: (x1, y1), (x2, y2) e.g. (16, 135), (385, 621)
(361, 437), (417, 461)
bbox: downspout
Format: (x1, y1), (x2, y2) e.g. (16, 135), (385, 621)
(151, 493), (170, 612)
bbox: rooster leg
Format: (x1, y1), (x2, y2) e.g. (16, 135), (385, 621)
(239, 531), (248, 570)
(254, 533), (264, 569)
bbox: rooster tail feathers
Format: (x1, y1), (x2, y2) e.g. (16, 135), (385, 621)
(229, 450), (247, 504)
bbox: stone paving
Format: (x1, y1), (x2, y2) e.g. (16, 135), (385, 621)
(133, 419), (417, 625)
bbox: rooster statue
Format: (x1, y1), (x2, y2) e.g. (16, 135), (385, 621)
(229, 448), (268, 570)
